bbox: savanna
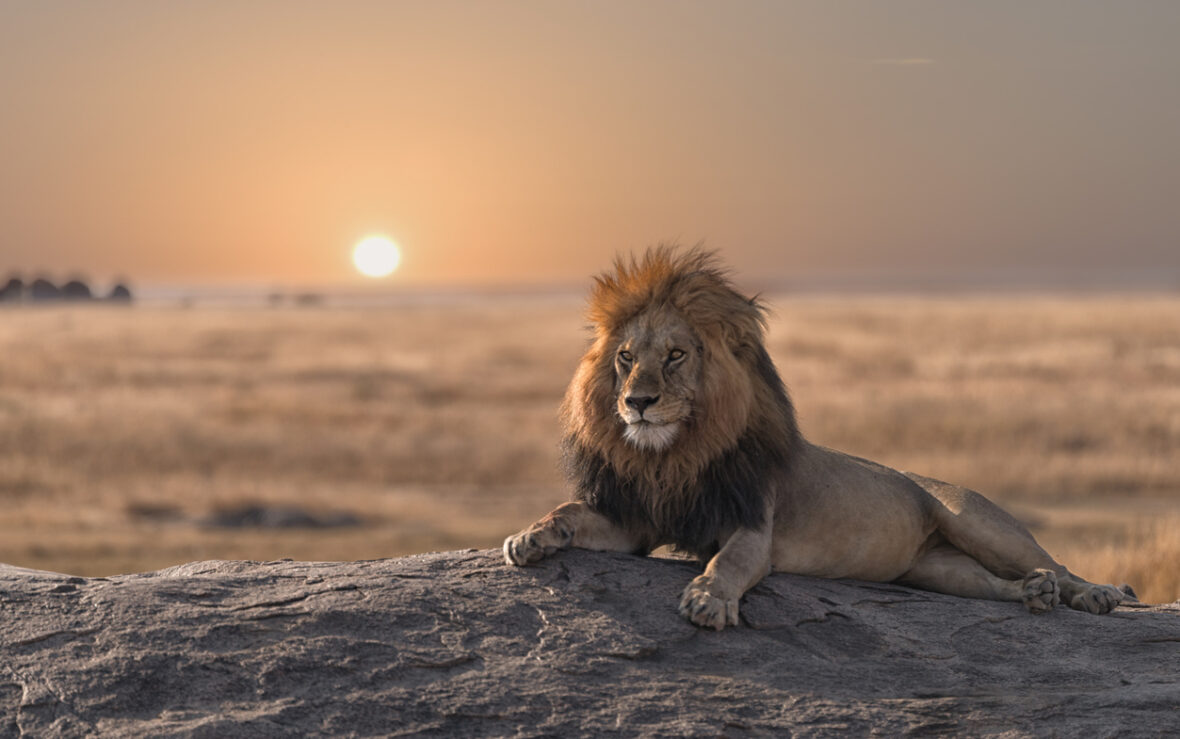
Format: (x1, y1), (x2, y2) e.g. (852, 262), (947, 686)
(2, 295), (1177, 604)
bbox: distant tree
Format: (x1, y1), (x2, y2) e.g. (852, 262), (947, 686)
(0, 277), (23, 302)
(62, 279), (94, 300)
(108, 283), (134, 302)
(29, 278), (61, 301)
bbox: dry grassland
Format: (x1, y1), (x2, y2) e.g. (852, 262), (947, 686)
(1, 295), (1177, 603)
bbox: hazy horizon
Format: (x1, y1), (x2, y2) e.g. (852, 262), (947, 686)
(2, 2), (1178, 288)
(7, 262), (1176, 310)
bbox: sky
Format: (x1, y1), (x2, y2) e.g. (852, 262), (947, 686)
(1, 1), (1178, 289)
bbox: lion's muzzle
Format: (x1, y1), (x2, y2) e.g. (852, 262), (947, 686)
(624, 394), (660, 416)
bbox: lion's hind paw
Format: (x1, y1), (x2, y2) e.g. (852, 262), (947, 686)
(1069, 583), (1123, 614)
(1021, 568), (1060, 614)
(679, 576), (739, 631)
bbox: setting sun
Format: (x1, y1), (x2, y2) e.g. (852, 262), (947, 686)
(351, 236), (401, 278)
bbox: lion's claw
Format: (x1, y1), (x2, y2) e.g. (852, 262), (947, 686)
(503, 532), (546, 566)
(1021, 568), (1060, 614)
(502, 533), (530, 566)
(503, 523), (574, 566)
(1069, 583), (1123, 614)
(679, 576), (739, 631)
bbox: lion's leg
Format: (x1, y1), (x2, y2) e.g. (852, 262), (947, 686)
(898, 544), (1060, 614)
(907, 473), (1124, 614)
(679, 522), (772, 631)
(503, 501), (644, 566)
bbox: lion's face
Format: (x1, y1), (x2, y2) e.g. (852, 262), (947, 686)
(613, 308), (703, 451)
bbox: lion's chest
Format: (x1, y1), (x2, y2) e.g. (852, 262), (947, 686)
(567, 439), (777, 560)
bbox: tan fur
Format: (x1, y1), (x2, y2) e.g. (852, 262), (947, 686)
(505, 247), (1127, 629)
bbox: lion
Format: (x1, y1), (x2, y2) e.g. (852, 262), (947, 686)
(503, 247), (1127, 630)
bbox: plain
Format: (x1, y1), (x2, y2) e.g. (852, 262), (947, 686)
(1, 294), (1176, 604)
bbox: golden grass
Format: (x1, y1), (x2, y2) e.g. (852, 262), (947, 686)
(1, 295), (1177, 603)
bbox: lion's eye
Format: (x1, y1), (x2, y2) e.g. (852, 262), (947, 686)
(668, 349), (685, 361)
(618, 350), (633, 363)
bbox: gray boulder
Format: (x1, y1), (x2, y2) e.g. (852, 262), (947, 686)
(1, 550), (1176, 736)
(198, 503), (361, 529)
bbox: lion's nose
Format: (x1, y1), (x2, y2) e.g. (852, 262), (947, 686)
(624, 395), (660, 415)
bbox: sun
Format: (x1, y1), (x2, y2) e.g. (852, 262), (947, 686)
(351, 236), (401, 278)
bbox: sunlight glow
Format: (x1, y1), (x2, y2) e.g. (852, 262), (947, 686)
(352, 236), (401, 278)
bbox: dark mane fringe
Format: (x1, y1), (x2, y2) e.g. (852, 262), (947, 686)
(745, 341), (799, 442)
(564, 428), (790, 561)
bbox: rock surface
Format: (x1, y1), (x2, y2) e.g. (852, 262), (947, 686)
(1, 549), (1177, 737)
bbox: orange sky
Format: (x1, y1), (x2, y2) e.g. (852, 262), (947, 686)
(1, 2), (1178, 288)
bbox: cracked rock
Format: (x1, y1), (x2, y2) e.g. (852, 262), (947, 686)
(1, 549), (1177, 736)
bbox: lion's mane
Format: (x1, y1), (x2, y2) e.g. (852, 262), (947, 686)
(560, 246), (801, 559)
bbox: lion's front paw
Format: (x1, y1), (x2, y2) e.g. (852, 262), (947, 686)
(1021, 568), (1060, 614)
(502, 523), (573, 566)
(1068, 583), (1123, 614)
(679, 575), (739, 631)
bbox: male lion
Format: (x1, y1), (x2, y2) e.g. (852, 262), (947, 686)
(503, 247), (1126, 630)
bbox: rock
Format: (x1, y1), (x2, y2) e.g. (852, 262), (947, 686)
(0, 550), (1176, 736)
(197, 504), (361, 529)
